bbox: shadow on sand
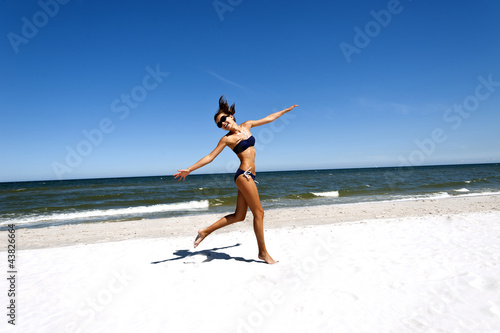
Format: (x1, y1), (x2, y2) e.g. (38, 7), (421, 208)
(151, 243), (263, 264)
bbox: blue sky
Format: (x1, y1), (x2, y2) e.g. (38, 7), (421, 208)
(1, 0), (499, 182)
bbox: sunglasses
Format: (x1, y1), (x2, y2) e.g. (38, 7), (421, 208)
(217, 115), (228, 128)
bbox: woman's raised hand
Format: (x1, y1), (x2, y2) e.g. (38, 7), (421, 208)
(173, 169), (190, 181)
(285, 105), (299, 112)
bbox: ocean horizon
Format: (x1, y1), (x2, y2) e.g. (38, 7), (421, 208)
(2, 163), (499, 230)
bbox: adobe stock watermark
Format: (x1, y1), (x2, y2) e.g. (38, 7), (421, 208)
(339, 0), (407, 64)
(213, 0), (243, 22)
(237, 235), (336, 332)
(7, 0), (72, 54)
(51, 64), (169, 180)
(384, 74), (499, 188)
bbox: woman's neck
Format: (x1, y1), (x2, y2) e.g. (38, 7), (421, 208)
(231, 124), (242, 134)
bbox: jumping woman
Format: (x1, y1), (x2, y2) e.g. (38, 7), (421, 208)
(174, 96), (298, 264)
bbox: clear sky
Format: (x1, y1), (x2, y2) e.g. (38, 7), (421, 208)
(1, 0), (499, 182)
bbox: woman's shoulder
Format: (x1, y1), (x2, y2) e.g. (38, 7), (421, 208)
(242, 122), (254, 135)
(240, 120), (252, 128)
(221, 133), (234, 143)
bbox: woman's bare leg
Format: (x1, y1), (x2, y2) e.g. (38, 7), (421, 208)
(194, 189), (248, 248)
(235, 176), (277, 264)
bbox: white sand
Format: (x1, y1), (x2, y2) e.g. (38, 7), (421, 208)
(3, 196), (500, 332)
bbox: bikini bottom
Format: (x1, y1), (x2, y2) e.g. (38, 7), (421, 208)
(234, 167), (256, 183)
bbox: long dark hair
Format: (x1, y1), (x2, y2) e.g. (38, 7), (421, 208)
(214, 95), (235, 123)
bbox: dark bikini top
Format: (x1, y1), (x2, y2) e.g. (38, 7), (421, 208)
(232, 135), (255, 154)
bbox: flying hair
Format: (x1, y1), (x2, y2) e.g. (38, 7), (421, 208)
(214, 95), (236, 123)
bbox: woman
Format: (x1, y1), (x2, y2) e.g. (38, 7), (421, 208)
(174, 96), (298, 264)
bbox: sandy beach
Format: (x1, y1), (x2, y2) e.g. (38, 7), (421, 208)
(2, 194), (500, 332)
(12, 194), (500, 250)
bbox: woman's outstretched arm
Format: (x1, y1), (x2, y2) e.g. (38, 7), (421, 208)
(247, 104), (299, 128)
(174, 137), (227, 181)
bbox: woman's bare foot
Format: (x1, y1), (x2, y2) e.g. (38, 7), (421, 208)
(258, 253), (278, 264)
(194, 229), (208, 248)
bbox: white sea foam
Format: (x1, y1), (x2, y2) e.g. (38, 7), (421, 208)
(383, 192), (452, 203)
(453, 191), (500, 198)
(312, 191), (340, 198)
(1, 200), (209, 226)
(432, 192), (454, 199)
(386, 191), (498, 205)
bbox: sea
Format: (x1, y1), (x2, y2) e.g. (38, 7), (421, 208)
(1, 163), (499, 230)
